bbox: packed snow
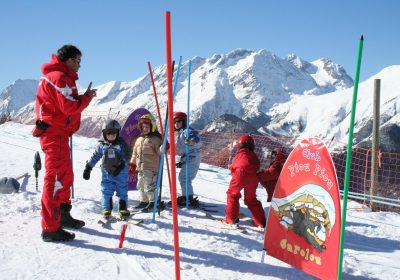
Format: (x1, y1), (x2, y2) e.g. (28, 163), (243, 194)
(0, 122), (399, 280)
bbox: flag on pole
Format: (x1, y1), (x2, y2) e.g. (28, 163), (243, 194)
(264, 137), (341, 280)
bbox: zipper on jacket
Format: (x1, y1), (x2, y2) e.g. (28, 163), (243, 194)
(66, 116), (71, 127)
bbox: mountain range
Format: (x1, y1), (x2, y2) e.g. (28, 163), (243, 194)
(1, 48), (399, 152)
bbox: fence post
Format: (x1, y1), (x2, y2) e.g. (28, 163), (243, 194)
(370, 79), (380, 211)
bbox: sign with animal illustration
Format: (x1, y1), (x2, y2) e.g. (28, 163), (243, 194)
(120, 108), (150, 190)
(263, 137), (341, 279)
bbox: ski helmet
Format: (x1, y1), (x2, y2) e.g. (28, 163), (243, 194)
(237, 134), (255, 151)
(173, 112), (187, 128)
(139, 114), (157, 132)
(102, 119), (121, 140)
(271, 148), (287, 163)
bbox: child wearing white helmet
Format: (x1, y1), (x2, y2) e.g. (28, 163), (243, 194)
(83, 119), (132, 219)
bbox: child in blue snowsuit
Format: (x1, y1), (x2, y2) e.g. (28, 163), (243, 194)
(83, 119), (132, 218)
(173, 112), (201, 206)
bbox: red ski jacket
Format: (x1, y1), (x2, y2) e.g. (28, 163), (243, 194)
(34, 54), (91, 135)
(230, 148), (260, 174)
(258, 150), (287, 184)
(258, 161), (283, 182)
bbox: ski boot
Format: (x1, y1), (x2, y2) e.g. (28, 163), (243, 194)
(167, 196), (188, 207)
(134, 201), (148, 209)
(119, 200), (131, 220)
(189, 196), (199, 208)
(60, 203), (85, 229)
(177, 196), (186, 207)
(101, 209), (112, 219)
(221, 217), (240, 226)
(41, 227), (75, 242)
(140, 201), (155, 213)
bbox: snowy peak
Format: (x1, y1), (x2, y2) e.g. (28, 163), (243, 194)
(4, 48), (396, 151)
(286, 54), (354, 92)
(265, 65), (400, 152)
(310, 58), (354, 89)
(0, 79), (38, 114)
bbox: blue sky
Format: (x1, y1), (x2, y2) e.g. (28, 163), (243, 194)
(1, 0), (399, 90)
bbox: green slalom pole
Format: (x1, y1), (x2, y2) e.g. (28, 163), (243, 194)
(337, 35), (364, 280)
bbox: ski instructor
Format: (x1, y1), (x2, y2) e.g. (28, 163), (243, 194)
(32, 45), (97, 242)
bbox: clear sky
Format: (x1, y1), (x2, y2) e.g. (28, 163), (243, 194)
(1, 0), (399, 90)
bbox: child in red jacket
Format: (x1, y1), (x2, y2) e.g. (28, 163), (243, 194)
(258, 148), (287, 202)
(224, 134), (266, 228)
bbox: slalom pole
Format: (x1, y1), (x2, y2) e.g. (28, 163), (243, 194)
(70, 136), (74, 199)
(148, 62), (163, 131)
(148, 61), (172, 194)
(157, 60), (175, 215)
(118, 224), (128, 249)
(338, 35), (364, 280)
(165, 11), (181, 280)
(152, 57), (182, 222)
(185, 60), (191, 208)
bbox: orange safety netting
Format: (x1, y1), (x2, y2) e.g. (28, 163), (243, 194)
(200, 131), (400, 213)
(47, 109), (400, 213)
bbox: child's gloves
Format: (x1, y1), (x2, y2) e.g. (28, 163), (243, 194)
(159, 142), (170, 154)
(128, 163), (137, 175)
(83, 164), (92, 180)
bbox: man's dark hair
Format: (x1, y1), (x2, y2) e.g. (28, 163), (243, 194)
(57, 45), (82, 62)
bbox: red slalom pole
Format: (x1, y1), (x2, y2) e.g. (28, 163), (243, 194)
(118, 224), (128, 249)
(147, 61), (172, 193)
(165, 11), (181, 280)
(147, 62), (164, 133)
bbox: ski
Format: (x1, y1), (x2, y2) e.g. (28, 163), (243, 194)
(125, 218), (144, 225)
(97, 216), (115, 227)
(199, 202), (218, 208)
(238, 212), (251, 220)
(165, 197), (219, 213)
(165, 202), (217, 212)
(199, 206), (219, 213)
(131, 201), (166, 214)
(97, 215), (144, 227)
(204, 213), (249, 234)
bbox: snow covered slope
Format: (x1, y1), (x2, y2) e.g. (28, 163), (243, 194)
(0, 122), (399, 279)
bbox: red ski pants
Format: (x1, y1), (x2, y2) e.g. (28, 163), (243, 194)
(225, 171), (266, 227)
(260, 181), (276, 202)
(40, 133), (73, 232)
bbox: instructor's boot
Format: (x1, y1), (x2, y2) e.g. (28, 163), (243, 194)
(41, 227), (75, 242)
(60, 203), (85, 229)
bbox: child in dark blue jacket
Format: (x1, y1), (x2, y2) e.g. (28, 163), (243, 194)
(83, 119), (132, 219)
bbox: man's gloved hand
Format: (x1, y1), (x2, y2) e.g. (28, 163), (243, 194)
(83, 164), (92, 180)
(176, 161), (183, 168)
(129, 163), (137, 175)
